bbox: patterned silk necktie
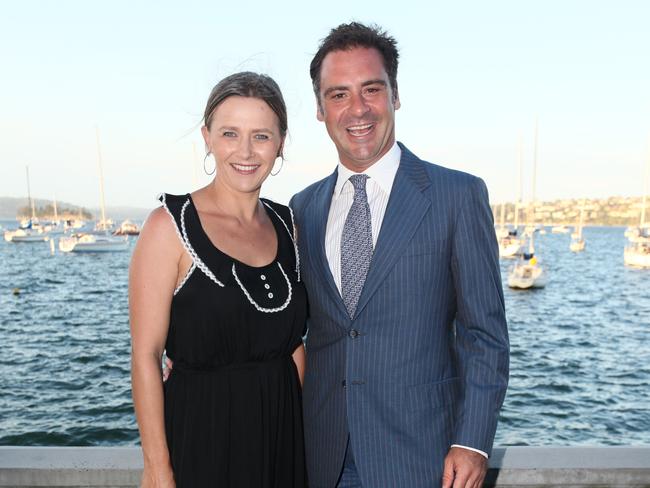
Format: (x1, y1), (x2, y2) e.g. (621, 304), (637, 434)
(341, 174), (373, 318)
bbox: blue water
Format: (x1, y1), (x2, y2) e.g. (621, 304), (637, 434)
(0, 223), (648, 446)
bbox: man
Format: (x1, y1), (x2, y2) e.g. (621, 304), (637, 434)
(290, 22), (509, 488)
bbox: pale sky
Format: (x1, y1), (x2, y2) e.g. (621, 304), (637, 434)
(1, 0), (649, 212)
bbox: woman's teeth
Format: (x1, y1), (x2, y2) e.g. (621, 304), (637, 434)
(232, 163), (260, 174)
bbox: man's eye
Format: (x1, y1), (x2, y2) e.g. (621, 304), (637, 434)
(223, 131), (236, 137)
(254, 134), (269, 140)
(331, 93), (346, 100)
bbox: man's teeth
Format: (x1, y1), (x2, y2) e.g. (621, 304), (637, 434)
(347, 124), (373, 132)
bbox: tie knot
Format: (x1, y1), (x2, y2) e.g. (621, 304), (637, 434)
(349, 174), (369, 194)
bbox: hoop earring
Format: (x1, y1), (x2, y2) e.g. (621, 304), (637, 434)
(270, 157), (284, 177)
(203, 152), (216, 175)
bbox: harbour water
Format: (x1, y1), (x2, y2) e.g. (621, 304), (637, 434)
(0, 223), (648, 446)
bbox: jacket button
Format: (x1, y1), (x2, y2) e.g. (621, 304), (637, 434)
(349, 329), (359, 338)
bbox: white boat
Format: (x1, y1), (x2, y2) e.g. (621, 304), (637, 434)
(113, 219), (140, 236)
(570, 238), (585, 252)
(508, 232), (547, 289)
(507, 255), (547, 289)
(624, 239), (650, 268)
(499, 231), (524, 258)
(59, 233), (129, 253)
(498, 140), (525, 258)
(551, 225), (570, 234)
(6, 227), (49, 243)
(570, 200), (586, 252)
(624, 156), (649, 267)
(59, 127), (128, 253)
(508, 230), (546, 289)
(495, 226), (509, 239)
(509, 121), (546, 289)
(5, 167), (51, 243)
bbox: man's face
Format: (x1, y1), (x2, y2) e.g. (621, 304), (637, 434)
(317, 47), (400, 172)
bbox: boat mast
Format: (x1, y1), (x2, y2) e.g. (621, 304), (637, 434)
(527, 121), (539, 255)
(500, 202), (506, 228)
(515, 135), (523, 230)
(95, 127), (107, 228)
(578, 200), (585, 239)
(531, 120), (538, 228)
(53, 195), (59, 221)
(25, 166), (36, 221)
(641, 154), (649, 228)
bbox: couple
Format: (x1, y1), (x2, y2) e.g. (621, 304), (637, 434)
(130, 22), (509, 488)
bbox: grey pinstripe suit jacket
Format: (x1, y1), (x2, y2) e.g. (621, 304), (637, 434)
(290, 143), (509, 488)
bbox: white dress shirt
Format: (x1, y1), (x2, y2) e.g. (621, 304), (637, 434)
(323, 141), (489, 459)
(325, 142), (401, 292)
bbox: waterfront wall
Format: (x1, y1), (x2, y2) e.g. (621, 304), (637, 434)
(1, 446), (649, 487)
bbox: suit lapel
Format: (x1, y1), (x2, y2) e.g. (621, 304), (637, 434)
(353, 144), (432, 319)
(306, 169), (350, 321)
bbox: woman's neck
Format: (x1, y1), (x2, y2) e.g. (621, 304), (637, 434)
(202, 178), (262, 223)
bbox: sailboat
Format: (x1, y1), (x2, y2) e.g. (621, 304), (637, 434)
(551, 224), (570, 234)
(624, 156), (650, 268)
(4, 167), (50, 243)
(495, 203), (509, 239)
(508, 121), (546, 288)
(42, 196), (65, 236)
(507, 232), (547, 289)
(498, 138), (525, 258)
(570, 200), (586, 252)
(59, 128), (128, 253)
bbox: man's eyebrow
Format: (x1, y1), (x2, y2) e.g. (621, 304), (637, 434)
(323, 85), (349, 97)
(362, 79), (387, 87)
(322, 79), (387, 98)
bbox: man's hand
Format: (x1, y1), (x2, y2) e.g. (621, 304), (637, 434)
(162, 357), (173, 382)
(441, 446), (487, 488)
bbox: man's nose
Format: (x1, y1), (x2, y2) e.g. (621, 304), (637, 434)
(349, 93), (370, 117)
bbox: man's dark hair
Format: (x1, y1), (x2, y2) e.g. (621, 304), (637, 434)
(310, 22), (399, 108)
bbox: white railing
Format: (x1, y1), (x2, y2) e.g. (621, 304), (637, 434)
(1, 446), (649, 487)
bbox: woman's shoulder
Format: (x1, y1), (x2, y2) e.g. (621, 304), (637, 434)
(261, 198), (293, 223)
(158, 192), (191, 208)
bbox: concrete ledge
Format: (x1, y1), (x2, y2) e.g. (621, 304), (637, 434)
(0, 446), (649, 487)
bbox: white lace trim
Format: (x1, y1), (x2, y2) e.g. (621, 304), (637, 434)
(161, 194), (297, 310)
(232, 262), (292, 313)
(288, 205), (301, 282)
(173, 262), (196, 296)
(262, 201), (301, 282)
(159, 193), (201, 295)
(178, 199), (225, 287)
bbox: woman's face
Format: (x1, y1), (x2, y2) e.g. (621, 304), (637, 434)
(202, 96), (283, 195)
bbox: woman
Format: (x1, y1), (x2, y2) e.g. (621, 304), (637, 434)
(129, 72), (307, 487)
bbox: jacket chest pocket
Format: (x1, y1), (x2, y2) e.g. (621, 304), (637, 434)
(401, 237), (448, 257)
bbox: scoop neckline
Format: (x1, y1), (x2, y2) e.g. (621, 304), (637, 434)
(187, 193), (280, 270)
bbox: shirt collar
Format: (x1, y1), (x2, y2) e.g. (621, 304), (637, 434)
(333, 142), (401, 196)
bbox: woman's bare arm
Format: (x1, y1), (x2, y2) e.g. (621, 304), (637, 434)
(292, 343), (306, 387)
(129, 207), (183, 486)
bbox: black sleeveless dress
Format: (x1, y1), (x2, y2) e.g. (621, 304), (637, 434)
(159, 193), (308, 488)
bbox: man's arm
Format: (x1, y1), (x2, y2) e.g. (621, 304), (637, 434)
(443, 176), (510, 487)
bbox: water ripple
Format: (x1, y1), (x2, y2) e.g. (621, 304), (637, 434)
(1, 226), (649, 445)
